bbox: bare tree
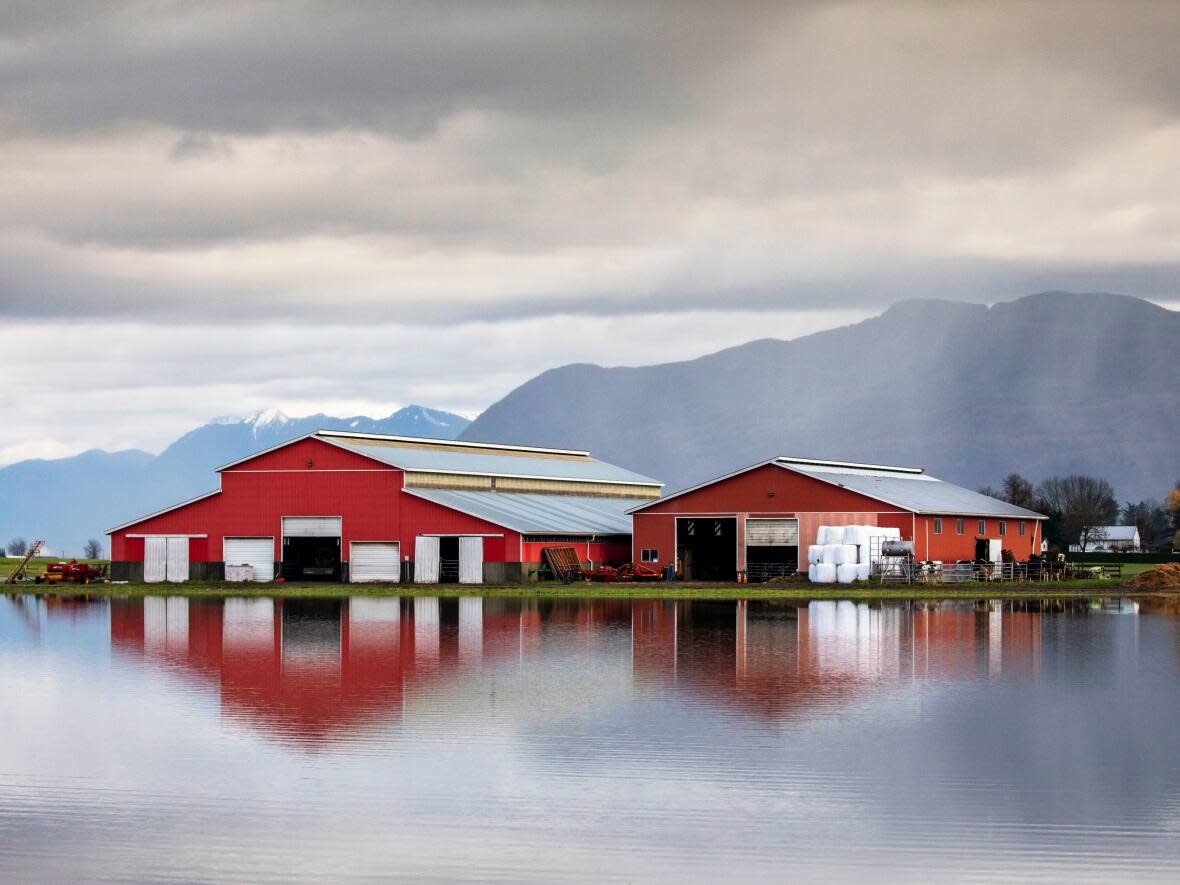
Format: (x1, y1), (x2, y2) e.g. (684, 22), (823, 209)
(1001, 473), (1037, 510)
(979, 473), (1037, 510)
(7, 537), (28, 557)
(83, 538), (103, 560)
(1078, 525), (1109, 553)
(1122, 499), (1171, 549)
(1036, 475), (1118, 551)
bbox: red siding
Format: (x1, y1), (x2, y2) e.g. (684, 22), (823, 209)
(223, 436), (388, 472)
(520, 540), (631, 567)
(918, 515), (1042, 562)
(631, 464), (908, 573)
(632, 462), (1045, 572)
(110, 437), (533, 565)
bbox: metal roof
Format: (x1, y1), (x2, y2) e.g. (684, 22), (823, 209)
(319, 434), (662, 488)
(402, 489), (647, 534)
(1085, 525), (1139, 541)
(776, 459), (1046, 519)
(628, 455), (1045, 519)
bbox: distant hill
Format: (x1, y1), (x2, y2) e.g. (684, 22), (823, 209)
(0, 406), (469, 555)
(463, 292), (1179, 503)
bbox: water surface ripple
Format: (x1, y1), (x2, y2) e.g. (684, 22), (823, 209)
(1, 594), (1178, 883)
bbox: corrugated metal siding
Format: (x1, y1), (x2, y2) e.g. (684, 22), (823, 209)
(797, 513), (881, 552)
(494, 476), (660, 497)
(405, 471), (494, 490)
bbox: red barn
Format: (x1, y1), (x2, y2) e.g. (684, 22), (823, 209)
(107, 431), (662, 584)
(628, 456), (1046, 582)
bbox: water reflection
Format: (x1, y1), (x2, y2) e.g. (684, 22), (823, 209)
(0, 592), (1175, 884)
(90, 595), (1142, 741)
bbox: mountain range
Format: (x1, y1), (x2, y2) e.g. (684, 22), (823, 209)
(6, 291), (1176, 556)
(463, 292), (1179, 504)
(0, 406), (469, 556)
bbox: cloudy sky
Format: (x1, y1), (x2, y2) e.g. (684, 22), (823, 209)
(2, 1), (1179, 464)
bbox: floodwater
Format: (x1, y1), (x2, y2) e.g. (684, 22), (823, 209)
(2, 595), (1179, 883)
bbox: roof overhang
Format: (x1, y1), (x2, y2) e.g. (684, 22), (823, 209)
(106, 489), (222, 534)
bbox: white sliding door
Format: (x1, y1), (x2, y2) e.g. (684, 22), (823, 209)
(414, 536), (440, 583)
(458, 536), (484, 584)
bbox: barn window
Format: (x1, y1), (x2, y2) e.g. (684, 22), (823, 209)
(999, 520), (1006, 536)
(641, 548), (659, 562)
(978, 519), (986, 535)
(685, 520), (695, 537)
(933, 518), (942, 534)
(956, 519), (964, 534)
(1019, 521), (1026, 536)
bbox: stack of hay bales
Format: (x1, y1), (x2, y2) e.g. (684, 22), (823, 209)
(807, 524), (902, 583)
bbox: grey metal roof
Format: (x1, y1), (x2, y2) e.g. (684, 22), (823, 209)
(319, 434), (662, 487)
(402, 489), (648, 534)
(777, 460), (1046, 519)
(1087, 525), (1138, 541)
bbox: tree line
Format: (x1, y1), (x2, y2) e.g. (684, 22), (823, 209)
(979, 473), (1180, 552)
(3, 537), (104, 559)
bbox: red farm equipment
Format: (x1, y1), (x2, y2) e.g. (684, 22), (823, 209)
(35, 559), (108, 585)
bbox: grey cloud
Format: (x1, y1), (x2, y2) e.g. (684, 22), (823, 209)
(0, 1), (770, 137)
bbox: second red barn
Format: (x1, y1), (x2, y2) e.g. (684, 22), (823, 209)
(628, 456), (1046, 582)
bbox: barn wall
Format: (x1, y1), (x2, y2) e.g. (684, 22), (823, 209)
(637, 464), (906, 517)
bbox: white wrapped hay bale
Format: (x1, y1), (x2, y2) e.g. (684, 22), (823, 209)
(816, 525), (835, 545)
(821, 544), (842, 565)
(836, 563), (859, 584)
(832, 544), (858, 565)
(842, 525), (870, 547)
(808, 544), (824, 565)
(812, 562), (838, 583)
(856, 563), (871, 581)
(808, 564), (818, 582)
(879, 526), (902, 539)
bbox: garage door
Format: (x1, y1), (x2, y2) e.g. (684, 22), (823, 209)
(282, 517), (342, 537)
(745, 519), (799, 546)
(144, 536), (188, 583)
(224, 537), (275, 582)
(350, 542), (401, 583)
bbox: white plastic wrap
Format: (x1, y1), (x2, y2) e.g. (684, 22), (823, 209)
(836, 563), (859, 584)
(816, 525), (833, 545)
(831, 544), (858, 565)
(812, 562), (838, 583)
(856, 563), (871, 581)
(808, 544), (824, 565)
(821, 544), (842, 565)
(808, 564), (818, 582)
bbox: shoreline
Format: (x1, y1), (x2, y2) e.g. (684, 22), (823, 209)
(8, 581), (1174, 602)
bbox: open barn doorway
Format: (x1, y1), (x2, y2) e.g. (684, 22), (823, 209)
(676, 517), (737, 581)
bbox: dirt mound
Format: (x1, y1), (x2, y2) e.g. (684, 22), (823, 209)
(1128, 563), (1180, 589)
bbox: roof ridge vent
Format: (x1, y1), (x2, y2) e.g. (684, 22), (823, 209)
(314, 430), (590, 458)
(775, 456), (924, 474)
